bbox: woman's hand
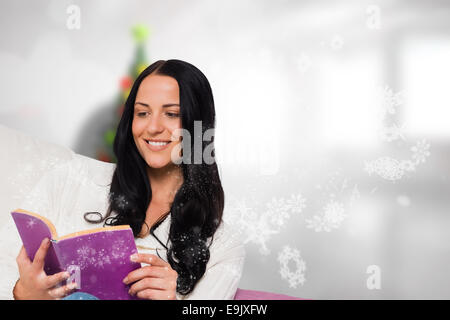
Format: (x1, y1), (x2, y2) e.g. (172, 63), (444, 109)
(14, 238), (77, 300)
(123, 253), (178, 300)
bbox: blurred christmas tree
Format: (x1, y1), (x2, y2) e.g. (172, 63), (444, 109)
(96, 24), (151, 163)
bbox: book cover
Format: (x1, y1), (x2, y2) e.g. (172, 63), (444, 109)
(11, 209), (142, 300)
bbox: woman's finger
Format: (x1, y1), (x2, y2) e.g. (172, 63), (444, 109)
(32, 238), (51, 271)
(123, 265), (172, 285)
(45, 271), (71, 289)
(16, 245), (31, 271)
(47, 282), (77, 299)
(130, 253), (168, 267)
(128, 277), (173, 296)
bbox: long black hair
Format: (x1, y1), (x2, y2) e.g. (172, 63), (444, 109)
(84, 59), (224, 295)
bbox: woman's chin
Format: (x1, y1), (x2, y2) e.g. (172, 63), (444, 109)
(146, 160), (177, 170)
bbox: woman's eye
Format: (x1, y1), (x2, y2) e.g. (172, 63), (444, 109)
(136, 111), (179, 118)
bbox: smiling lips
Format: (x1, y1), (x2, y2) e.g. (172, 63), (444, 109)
(144, 139), (171, 151)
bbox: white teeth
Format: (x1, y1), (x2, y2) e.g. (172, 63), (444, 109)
(146, 140), (169, 146)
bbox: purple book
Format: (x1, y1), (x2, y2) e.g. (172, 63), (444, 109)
(11, 209), (142, 300)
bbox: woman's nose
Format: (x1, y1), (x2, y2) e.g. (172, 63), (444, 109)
(146, 114), (164, 133)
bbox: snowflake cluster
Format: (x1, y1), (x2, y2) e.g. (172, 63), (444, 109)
(364, 139), (431, 181)
(379, 124), (405, 142)
(379, 85), (403, 116)
(73, 242), (117, 270)
(111, 238), (128, 260)
(110, 192), (130, 210)
(364, 157), (405, 181)
(73, 245), (96, 270)
(411, 139), (431, 164)
(366, 84), (431, 181)
(277, 245), (306, 288)
(266, 193), (307, 228)
(376, 85), (405, 143)
(94, 249), (112, 268)
(226, 192), (306, 255)
(305, 200), (347, 232)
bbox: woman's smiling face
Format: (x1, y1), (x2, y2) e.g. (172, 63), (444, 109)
(132, 74), (182, 169)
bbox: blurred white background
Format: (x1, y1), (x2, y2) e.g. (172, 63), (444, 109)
(1, 0), (450, 299)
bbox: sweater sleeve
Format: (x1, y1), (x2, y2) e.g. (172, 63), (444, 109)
(0, 158), (75, 300)
(176, 220), (246, 300)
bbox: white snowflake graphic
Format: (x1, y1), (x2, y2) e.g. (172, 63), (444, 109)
(26, 218), (37, 229)
(77, 245), (94, 260)
(379, 85), (403, 116)
(379, 124), (406, 142)
(323, 201), (346, 226)
(75, 245), (97, 270)
(366, 84), (430, 181)
(277, 246), (306, 288)
(116, 194), (129, 209)
(75, 243), (117, 270)
(364, 157), (405, 181)
(306, 200), (347, 232)
(286, 193), (307, 214)
(411, 139), (431, 164)
(365, 139), (430, 181)
(111, 238), (128, 260)
(266, 197), (292, 228)
(226, 193), (307, 255)
(304, 215), (330, 233)
(110, 192), (130, 210)
(93, 249), (112, 269)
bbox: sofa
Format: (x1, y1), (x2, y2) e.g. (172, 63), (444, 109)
(0, 124), (304, 300)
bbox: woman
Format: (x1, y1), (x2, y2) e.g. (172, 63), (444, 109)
(12, 59), (245, 300)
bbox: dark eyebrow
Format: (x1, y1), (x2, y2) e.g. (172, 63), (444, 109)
(135, 102), (180, 108)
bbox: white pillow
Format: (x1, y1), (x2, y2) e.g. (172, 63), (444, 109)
(0, 125), (75, 217)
